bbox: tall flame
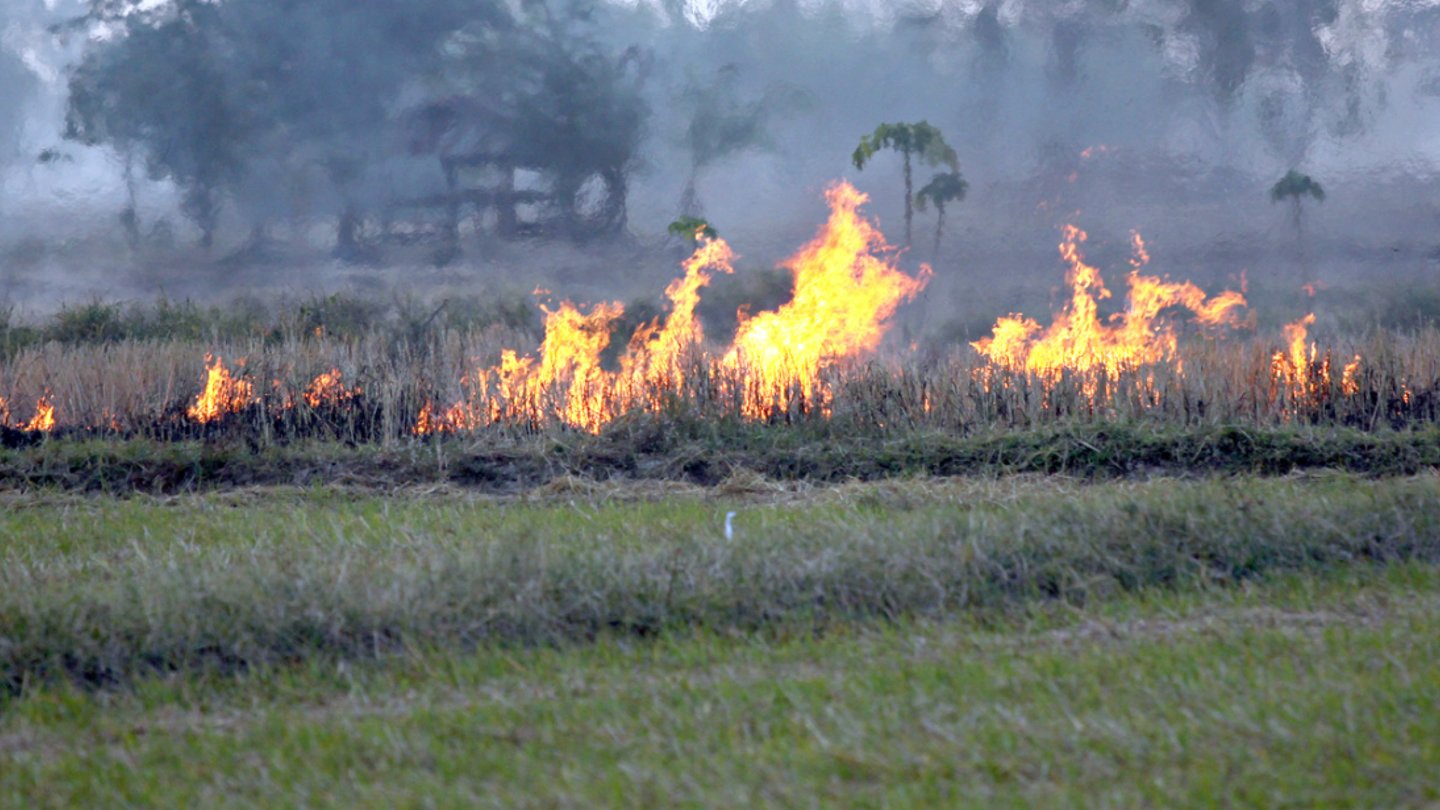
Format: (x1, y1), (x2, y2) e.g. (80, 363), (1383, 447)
(188, 354), (255, 424)
(721, 182), (930, 418)
(12, 182), (1372, 437)
(1269, 313), (1362, 406)
(620, 234), (736, 402)
(972, 226), (1246, 380)
(1342, 355), (1362, 396)
(415, 181), (924, 434)
(1281, 313), (1317, 375)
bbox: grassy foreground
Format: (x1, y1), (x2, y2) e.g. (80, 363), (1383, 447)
(3, 476), (1439, 805)
(3, 562), (1438, 806)
(2, 474), (1440, 693)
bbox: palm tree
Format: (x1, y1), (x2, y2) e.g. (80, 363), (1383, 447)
(852, 121), (958, 247)
(914, 170), (968, 262)
(1270, 169), (1325, 284)
(667, 216), (717, 243)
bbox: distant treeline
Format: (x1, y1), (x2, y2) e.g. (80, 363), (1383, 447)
(26, 0), (1440, 259)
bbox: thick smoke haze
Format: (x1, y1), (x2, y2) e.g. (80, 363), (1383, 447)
(0, 0), (1438, 336)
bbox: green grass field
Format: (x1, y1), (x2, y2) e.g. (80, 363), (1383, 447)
(3, 559), (1437, 806)
(2, 475), (1439, 805)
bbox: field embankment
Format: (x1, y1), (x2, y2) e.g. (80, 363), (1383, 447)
(3, 423), (1440, 494)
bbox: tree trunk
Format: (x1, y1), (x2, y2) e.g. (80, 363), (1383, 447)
(1292, 196), (1308, 288)
(902, 150), (914, 247)
(336, 205), (361, 261)
(497, 163), (519, 239)
(439, 158), (460, 263)
(678, 163), (701, 218)
(182, 184), (217, 253)
(120, 154), (141, 251)
(932, 204), (948, 264)
(602, 167), (629, 237)
(196, 195), (216, 253)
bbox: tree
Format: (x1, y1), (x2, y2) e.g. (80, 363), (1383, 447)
(851, 121), (957, 247)
(1178, 0), (1256, 110)
(217, 0), (487, 260)
(0, 25), (40, 229)
(914, 170), (967, 262)
(667, 215), (717, 243)
(60, 0), (646, 259)
(0, 48), (37, 168)
(674, 65), (806, 217)
(1269, 169), (1325, 284)
(63, 0), (256, 251)
(423, 0), (650, 242)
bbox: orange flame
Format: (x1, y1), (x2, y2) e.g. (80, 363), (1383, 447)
(972, 226), (1246, 380)
(1269, 313), (1362, 409)
(21, 396), (56, 433)
(414, 181), (925, 434)
(188, 354), (255, 424)
(303, 369), (361, 409)
(414, 401), (443, 436)
(621, 234), (736, 400)
(1342, 355), (1362, 396)
(721, 182), (930, 418)
(422, 234), (737, 435)
(1281, 313), (1317, 374)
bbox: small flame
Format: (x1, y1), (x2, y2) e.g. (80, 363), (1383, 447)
(1342, 355), (1362, 396)
(1128, 231), (1150, 271)
(188, 354), (255, 424)
(21, 396), (56, 433)
(303, 369), (361, 409)
(414, 400), (443, 436)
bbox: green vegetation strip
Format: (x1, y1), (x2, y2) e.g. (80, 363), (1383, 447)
(6, 423), (1440, 493)
(3, 564), (1437, 806)
(2, 474), (1438, 695)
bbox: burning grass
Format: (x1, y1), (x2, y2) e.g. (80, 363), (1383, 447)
(2, 181), (1438, 452)
(1, 324), (1436, 457)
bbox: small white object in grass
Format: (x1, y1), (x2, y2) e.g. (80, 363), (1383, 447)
(724, 511), (736, 541)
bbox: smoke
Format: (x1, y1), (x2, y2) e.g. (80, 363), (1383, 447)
(0, 0), (1437, 321)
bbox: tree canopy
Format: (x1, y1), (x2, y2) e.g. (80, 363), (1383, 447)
(851, 121), (958, 175)
(1270, 170), (1326, 204)
(915, 170), (968, 259)
(61, 0), (650, 248)
(852, 121), (958, 247)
